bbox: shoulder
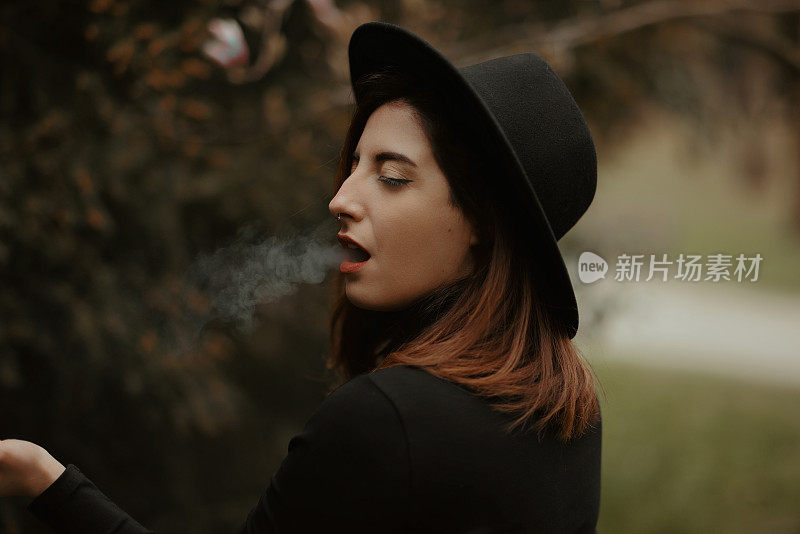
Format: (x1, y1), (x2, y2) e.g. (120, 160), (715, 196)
(365, 365), (602, 447)
(366, 364), (458, 398)
(291, 366), (456, 460)
(366, 364), (492, 416)
(267, 372), (410, 525)
(308, 365), (467, 435)
(311, 371), (401, 427)
(291, 371), (408, 459)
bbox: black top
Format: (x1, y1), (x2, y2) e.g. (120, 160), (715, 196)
(28, 365), (602, 533)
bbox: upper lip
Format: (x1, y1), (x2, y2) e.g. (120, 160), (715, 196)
(337, 234), (370, 255)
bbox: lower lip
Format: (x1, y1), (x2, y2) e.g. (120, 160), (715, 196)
(340, 258), (369, 273)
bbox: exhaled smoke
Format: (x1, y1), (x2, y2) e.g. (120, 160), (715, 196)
(186, 220), (347, 334)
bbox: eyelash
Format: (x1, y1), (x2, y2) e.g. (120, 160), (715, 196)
(379, 176), (411, 187)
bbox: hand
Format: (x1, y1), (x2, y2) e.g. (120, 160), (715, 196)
(0, 439), (66, 499)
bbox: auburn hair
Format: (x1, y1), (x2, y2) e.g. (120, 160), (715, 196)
(327, 66), (602, 442)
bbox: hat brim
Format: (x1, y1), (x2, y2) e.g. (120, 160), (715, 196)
(348, 21), (579, 339)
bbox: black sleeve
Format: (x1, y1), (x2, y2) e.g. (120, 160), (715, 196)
(26, 373), (409, 534)
(237, 372), (410, 533)
(27, 463), (154, 533)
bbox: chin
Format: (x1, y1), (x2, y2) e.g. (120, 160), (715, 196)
(345, 286), (415, 312)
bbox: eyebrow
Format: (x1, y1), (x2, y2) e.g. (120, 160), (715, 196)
(352, 150), (417, 168)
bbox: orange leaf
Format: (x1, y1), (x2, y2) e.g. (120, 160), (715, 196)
(183, 136), (202, 157)
(88, 0), (113, 14)
(181, 100), (211, 120)
(159, 94), (176, 112)
(85, 24), (99, 41)
(139, 331), (158, 354)
(133, 23), (159, 40)
(76, 169), (93, 194)
(145, 70), (167, 90)
(86, 208), (105, 230)
(186, 291), (210, 314)
(181, 58), (211, 79)
(147, 37), (169, 57)
(106, 39), (135, 64)
(208, 148), (229, 168)
(164, 70), (186, 88)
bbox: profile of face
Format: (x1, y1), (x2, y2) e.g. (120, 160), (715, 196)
(329, 100), (479, 312)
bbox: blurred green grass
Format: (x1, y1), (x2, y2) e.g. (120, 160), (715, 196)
(593, 359), (800, 533)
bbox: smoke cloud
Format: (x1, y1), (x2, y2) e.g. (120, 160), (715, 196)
(185, 220), (347, 335)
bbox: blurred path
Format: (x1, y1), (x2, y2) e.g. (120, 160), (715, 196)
(578, 281), (800, 386)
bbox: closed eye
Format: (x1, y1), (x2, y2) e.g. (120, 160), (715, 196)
(350, 153), (415, 188)
(379, 176), (412, 187)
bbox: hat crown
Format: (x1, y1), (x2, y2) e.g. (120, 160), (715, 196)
(458, 54), (597, 241)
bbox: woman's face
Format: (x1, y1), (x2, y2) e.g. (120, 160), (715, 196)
(329, 100), (479, 312)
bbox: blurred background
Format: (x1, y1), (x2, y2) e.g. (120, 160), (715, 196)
(1, 0), (799, 532)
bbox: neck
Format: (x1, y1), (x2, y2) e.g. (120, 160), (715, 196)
(376, 277), (470, 360)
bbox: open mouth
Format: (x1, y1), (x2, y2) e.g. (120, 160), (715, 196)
(337, 234), (371, 273)
(345, 245), (371, 263)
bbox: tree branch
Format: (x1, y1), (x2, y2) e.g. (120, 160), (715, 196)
(686, 17), (800, 73)
(447, 0), (800, 67)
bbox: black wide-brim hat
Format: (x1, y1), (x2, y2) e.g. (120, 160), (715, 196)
(348, 22), (597, 339)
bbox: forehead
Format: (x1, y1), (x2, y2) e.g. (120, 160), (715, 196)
(355, 102), (429, 155)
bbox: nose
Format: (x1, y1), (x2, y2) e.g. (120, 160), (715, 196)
(328, 175), (364, 224)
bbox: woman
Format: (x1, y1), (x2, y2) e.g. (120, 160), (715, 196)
(0, 21), (602, 533)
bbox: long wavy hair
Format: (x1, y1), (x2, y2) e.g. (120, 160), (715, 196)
(327, 65), (602, 442)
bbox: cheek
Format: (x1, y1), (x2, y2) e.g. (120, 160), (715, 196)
(377, 210), (467, 275)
